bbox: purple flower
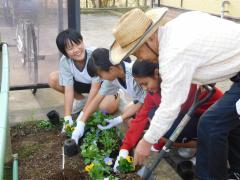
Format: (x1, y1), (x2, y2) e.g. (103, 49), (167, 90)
(104, 157), (113, 166)
(100, 109), (108, 115)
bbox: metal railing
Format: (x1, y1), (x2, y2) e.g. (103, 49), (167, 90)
(0, 42), (9, 179)
(0, 43), (18, 180)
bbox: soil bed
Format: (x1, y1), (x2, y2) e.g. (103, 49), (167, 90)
(11, 121), (140, 180)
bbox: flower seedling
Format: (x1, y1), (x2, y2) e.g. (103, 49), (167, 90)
(99, 128), (119, 151)
(86, 111), (112, 127)
(88, 160), (111, 180)
(64, 120), (76, 137)
(117, 156), (135, 173)
(81, 144), (102, 164)
(79, 111), (127, 179)
(36, 120), (53, 130)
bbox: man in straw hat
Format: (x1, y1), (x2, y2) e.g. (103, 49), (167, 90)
(110, 7), (240, 179)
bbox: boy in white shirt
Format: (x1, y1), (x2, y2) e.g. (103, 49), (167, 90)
(71, 48), (145, 144)
(48, 29), (119, 133)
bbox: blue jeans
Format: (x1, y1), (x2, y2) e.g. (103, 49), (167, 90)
(197, 82), (240, 180)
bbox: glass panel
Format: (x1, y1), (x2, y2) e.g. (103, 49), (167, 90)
(0, 0), (148, 87)
(0, 0), (68, 86)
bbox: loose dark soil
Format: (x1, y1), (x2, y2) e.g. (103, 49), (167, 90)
(11, 121), (141, 180)
(49, 169), (89, 180)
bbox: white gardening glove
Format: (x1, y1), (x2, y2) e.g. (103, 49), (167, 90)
(97, 116), (123, 130)
(236, 99), (240, 115)
(71, 112), (85, 144)
(76, 111), (84, 122)
(61, 115), (74, 133)
(113, 149), (129, 172)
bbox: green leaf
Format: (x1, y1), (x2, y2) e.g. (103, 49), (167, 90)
(84, 158), (91, 165)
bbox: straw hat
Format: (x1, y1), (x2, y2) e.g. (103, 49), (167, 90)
(110, 7), (168, 65)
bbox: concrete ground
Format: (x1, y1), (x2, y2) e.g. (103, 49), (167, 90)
(2, 6), (234, 180)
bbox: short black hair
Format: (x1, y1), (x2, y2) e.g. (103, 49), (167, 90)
(87, 48), (132, 77)
(56, 29), (83, 57)
(132, 60), (159, 78)
(87, 48), (113, 77)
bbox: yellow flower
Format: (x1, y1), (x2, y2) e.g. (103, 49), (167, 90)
(85, 163), (94, 172)
(126, 156), (133, 163)
(71, 127), (75, 131)
(66, 124), (70, 129)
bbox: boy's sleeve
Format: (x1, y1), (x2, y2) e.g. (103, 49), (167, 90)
(91, 76), (102, 83)
(99, 80), (119, 96)
(132, 81), (146, 103)
(120, 93), (158, 150)
(59, 56), (74, 86)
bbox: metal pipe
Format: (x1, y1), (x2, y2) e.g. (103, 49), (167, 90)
(10, 83), (49, 91)
(12, 154), (18, 180)
(0, 43), (9, 179)
(221, 0), (230, 19)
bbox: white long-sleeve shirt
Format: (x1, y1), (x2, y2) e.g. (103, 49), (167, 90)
(144, 11), (240, 144)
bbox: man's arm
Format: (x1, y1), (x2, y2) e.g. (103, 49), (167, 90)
(144, 60), (196, 144)
(134, 60), (196, 166)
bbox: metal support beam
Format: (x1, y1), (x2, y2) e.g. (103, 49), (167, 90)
(10, 83), (49, 91)
(67, 0), (80, 31)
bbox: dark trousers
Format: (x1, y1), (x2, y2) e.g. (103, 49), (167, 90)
(196, 82), (240, 180)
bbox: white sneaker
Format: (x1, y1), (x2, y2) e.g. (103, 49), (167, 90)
(178, 148), (196, 159)
(72, 98), (87, 114)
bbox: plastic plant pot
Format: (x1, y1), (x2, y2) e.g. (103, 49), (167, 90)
(177, 160), (194, 180)
(64, 139), (79, 157)
(47, 110), (60, 125)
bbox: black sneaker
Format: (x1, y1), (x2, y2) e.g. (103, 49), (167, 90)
(228, 172), (240, 180)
